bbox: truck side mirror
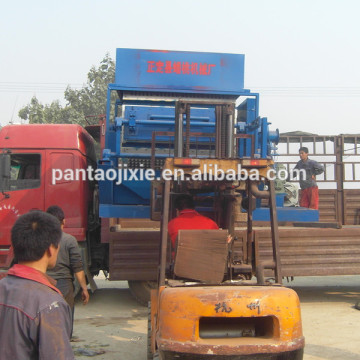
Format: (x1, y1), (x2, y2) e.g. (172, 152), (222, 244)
(0, 153), (11, 191)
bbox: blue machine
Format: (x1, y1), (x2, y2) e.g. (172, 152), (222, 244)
(253, 206), (319, 222)
(98, 49), (280, 219)
(253, 196), (319, 222)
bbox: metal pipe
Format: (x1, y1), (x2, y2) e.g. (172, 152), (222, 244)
(174, 103), (183, 157)
(215, 106), (222, 158)
(268, 180), (282, 284)
(246, 180), (253, 266)
(105, 87), (112, 149)
(221, 107), (227, 158)
(226, 114), (234, 158)
(114, 119), (239, 127)
(250, 182), (270, 199)
(112, 117), (239, 131)
(116, 153), (214, 159)
(176, 113), (183, 157)
(256, 260), (276, 285)
(115, 118), (215, 127)
(159, 180), (171, 286)
(254, 93), (260, 118)
(149, 115), (210, 122)
(185, 104), (191, 157)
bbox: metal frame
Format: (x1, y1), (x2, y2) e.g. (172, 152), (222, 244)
(278, 134), (360, 225)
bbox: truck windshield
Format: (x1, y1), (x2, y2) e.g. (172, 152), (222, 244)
(6, 153), (41, 191)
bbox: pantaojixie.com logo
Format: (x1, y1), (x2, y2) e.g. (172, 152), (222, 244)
(51, 165), (305, 185)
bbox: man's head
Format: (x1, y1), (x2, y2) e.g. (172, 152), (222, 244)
(174, 194), (195, 211)
(11, 211), (62, 264)
(299, 147), (309, 161)
(46, 205), (65, 227)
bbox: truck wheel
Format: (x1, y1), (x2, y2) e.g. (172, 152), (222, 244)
(128, 280), (157, 306)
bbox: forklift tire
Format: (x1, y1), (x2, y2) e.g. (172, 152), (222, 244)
(128, 280), (157, 306)
(147, 302), (152, 360)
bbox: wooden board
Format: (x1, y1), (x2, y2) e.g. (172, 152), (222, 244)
(174, 229), (229, 283)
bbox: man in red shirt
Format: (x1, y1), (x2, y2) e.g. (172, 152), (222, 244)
(168, 194), (219, 253)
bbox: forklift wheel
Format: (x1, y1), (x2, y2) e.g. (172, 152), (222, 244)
(147, 302), (152, 360)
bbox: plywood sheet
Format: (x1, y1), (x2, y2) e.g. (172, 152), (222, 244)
(174, 229), (229, 283)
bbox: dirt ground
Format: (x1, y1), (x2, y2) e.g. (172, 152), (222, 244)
(72, 275), (360, 360)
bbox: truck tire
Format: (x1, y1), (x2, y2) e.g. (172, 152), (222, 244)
(128, 280), (157, 306)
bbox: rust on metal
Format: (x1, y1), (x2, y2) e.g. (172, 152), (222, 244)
(157, 337), (305, 357)
(155, 285), (304, 357)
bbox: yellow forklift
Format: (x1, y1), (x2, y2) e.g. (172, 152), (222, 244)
(147, 99), (304, 359)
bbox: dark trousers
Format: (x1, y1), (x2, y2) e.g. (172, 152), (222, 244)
(56, 279), (75, 337)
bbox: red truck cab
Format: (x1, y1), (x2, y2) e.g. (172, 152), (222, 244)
(0, 124), (97, 269)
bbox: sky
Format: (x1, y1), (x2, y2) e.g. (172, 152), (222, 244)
(1, 0), (360, 135)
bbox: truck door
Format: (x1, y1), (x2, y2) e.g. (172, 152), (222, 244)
(0, 151), (45, 267)
(44, 150), (88, 242)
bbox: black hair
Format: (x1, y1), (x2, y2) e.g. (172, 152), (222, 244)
(11, 211), (62, 262)
(46, 205), (65, 222)
(174, 194), (195, 211)
(299, 147), (309, 154)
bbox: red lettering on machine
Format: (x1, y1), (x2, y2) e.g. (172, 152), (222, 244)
(147, 61), (216, 75)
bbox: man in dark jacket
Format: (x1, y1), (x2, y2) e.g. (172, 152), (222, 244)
(292, 147), (324, 209)
(0, 211), (74, 360)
